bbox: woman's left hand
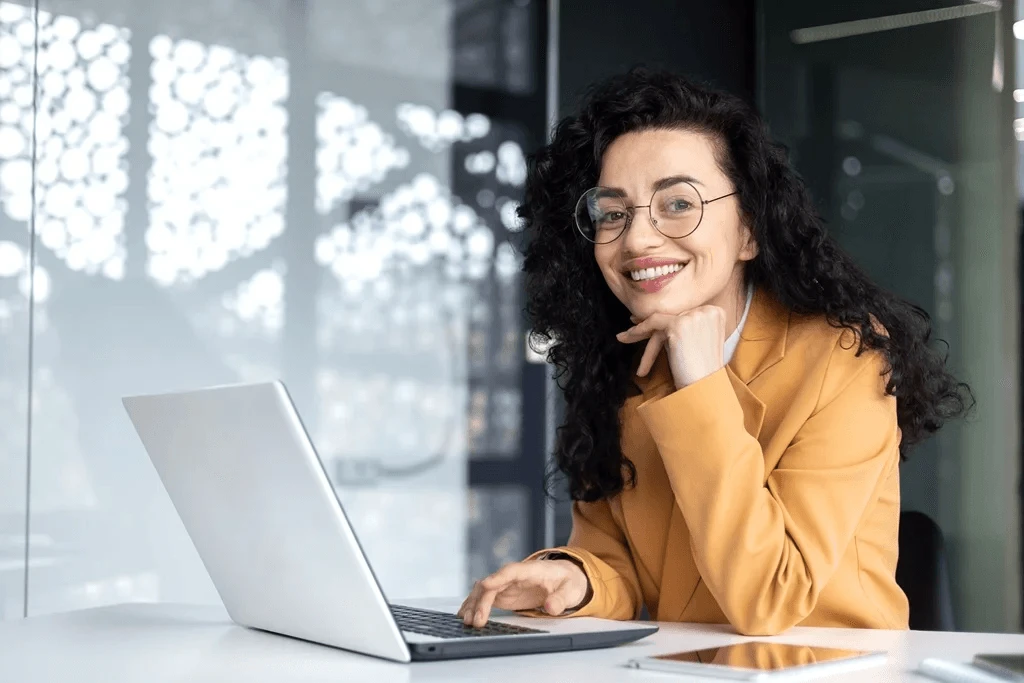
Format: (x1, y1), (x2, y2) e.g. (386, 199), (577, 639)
(616, 306), (727, 389)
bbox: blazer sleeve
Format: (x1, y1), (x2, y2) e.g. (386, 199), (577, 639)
(523, 497), (642, 620)
(636, 342), (899, 636)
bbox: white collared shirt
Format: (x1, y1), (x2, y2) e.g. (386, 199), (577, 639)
(724, 283), (754, 364)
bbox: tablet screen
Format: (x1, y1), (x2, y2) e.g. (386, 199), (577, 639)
(652, 642), (874, 671)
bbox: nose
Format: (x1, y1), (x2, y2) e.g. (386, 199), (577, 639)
(621, 207), (665, 252)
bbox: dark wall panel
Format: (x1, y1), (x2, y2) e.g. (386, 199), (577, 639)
(558, 0), (755, 116)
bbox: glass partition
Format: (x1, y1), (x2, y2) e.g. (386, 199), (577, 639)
(759, 0), (1019, 631)
(0, 0), (549, 617)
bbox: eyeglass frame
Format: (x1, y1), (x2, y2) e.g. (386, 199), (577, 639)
(573, 180), (739, 244)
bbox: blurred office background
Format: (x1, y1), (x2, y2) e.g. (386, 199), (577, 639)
(0, 0), (1020, 634)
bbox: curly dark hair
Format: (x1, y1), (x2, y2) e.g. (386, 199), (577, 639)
(521, 68), (973, 503)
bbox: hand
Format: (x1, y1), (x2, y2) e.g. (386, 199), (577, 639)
(457, 559), (590, 628)
(616, 306), (727, 389)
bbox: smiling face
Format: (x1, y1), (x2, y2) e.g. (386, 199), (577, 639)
(592, 128), (757, 331)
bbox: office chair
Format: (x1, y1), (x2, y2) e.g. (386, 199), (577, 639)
(895, 510), (956, 631)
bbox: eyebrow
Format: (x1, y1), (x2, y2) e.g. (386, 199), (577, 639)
(603, 174), (705, 197)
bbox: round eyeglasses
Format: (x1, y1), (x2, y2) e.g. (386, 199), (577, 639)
(574, 180), (738, 244)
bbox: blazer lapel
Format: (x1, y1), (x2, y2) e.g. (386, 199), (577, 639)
(635, 286), (787, 622)
(728, 286), (789, 385)
(656, 500), (701, 620)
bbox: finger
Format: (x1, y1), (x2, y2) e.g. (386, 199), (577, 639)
(466, 564), (528, 626)
(458, 583), (483, 622)
(457, 590), (476, 619)
(460, 573), (502, 623)
(457, 586), (477, 617)
(617, 313), (673, 342)
(543, 593), (566, 616)
(636, 332), (665, 377)
(479, 563), (530, 591)
(472, 585), (502, 628)
(542, 579), (579, 616)
(617, 324), (652, 343)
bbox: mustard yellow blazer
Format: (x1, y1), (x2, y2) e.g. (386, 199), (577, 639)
(528, 288), (910, 635)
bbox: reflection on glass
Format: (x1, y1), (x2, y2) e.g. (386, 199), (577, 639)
(315, 173), (494, 285)
(760, 0), (1016, 631)
(0, 3), (129, 280)
(7, 0), (540, 615)
(317, 93), (409, 213)
(148, 34), (288, 286)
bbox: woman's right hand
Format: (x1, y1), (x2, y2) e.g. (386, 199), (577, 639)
(457, 558), (590, 628)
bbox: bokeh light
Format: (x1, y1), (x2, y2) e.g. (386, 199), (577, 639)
(146, 35), (288, 286)
(316, 92), (409, 214)
(0, 3), (129, 279)
(315, 173), (496, 288)
(396, 103), (491, 151)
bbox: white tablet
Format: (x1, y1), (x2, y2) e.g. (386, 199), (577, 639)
(627, 641), (887, 681)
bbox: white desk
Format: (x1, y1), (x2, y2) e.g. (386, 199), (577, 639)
(1, 600), (1022, 683)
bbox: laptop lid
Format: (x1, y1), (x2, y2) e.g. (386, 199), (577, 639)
(123, 381), (412, 662)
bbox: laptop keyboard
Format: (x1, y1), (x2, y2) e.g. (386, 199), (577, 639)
(390, 605), (548, 639)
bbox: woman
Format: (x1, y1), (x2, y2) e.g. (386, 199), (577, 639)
(458, 69), (970, 636)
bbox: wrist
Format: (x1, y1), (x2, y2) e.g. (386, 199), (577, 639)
(540, 552), (591, 610)
(675, 368), (717, 389)
(674, 362), (726, 390)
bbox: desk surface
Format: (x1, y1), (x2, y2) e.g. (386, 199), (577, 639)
(2, 600), (1023, 682)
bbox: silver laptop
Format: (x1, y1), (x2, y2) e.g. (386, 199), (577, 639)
(122, 381), (657, 662)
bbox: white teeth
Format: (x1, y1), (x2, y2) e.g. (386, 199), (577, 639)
(629, 263), (684, 281)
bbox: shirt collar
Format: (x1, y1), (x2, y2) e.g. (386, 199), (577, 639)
(724, 282), (754, 364)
